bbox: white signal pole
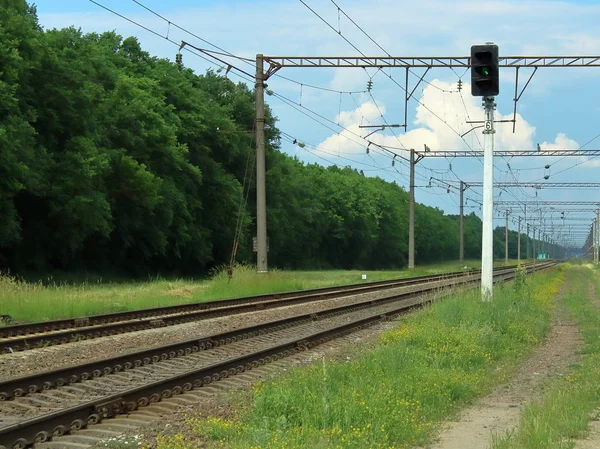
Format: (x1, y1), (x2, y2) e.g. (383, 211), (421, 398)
(481, 96), (496, 301)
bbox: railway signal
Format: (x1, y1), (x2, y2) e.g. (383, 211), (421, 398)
(471, 44), (499, 96)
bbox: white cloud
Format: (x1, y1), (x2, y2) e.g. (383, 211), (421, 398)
(539, 133), (579, 150)
(329, 68), (368, 93)
(413, 80), (536, 150)
(316, 80), (549, 157)
(336, 101), (383, 127)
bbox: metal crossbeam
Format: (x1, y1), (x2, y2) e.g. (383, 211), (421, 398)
(537, 225), (593, 228)
(264, 56), (600, 69)
(459, 182), (600, 188)
(240, 48), (600, 272)
(526, 218), (596, 221)
(496, 201), (600, 206)
(504, 209), (599, 213)
(415, 149), (600, 158)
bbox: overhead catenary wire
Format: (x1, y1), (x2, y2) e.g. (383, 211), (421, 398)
(131, 0), (369, 95)
(89, 0), (255, 82)
(99, 0), (591, 244)
(128, 0), (528, 212)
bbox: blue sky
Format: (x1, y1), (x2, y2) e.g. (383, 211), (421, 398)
(30, 0), (600, 249)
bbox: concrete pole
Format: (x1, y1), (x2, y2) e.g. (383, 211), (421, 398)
(531, 228), (537, 265)
(505, 210), (509, 265)
(596, 210), (600, 263)
(481, 96), (495, 301)
(593, 220), (596, 263)
(525, 223), (529, 259)
(408, 149), (415, 270)
(524, 205), (527, 259)
(459, 181), (464, 265)
(593, 220), (596, 262)
(255, 54), (268, 273)
(517, 216), (521, 263)
(592, 222), (594, 262)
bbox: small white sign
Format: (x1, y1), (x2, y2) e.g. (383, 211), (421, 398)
(361, 274), (367, 280)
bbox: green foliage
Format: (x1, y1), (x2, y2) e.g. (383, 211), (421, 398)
(0, 1), (550, 276)
(513, 264), (528, 293)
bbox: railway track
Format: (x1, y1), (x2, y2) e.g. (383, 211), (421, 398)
(0, 262), (556, 449)
(0, 264), (533, 354)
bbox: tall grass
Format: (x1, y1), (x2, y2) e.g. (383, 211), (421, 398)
(0, 259), (493, 323)
(492, 263), (600, 449)
(172, 266), (565, 449)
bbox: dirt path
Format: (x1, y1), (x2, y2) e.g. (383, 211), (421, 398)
(572, 276), (600, 449)
(424, 282), (583, 449)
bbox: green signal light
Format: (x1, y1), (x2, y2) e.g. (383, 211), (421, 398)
(481, 67), (490, 76)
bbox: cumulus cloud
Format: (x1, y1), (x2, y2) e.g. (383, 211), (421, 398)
(539, 133), (579, 150)
(316, 80), (554, 156)
(412, 80), (536, 150)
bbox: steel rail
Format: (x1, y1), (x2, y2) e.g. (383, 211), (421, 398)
(0, 262), (557, 449)
(0, 268), (491, 400)
(0, 264), (529, 353)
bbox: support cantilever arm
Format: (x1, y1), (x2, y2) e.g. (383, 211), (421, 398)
(404, 67), (431, 131)
(512, 67), (537, 133)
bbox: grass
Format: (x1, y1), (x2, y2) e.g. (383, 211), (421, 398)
(491, 262), (600, 449)
(0, 259), (518, 324)
(155, 264), (566, 449)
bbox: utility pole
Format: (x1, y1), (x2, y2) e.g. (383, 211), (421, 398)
(526, 222), (530, 260)
(531, 228), (537, 266)
(255, 54), (268, 273)
(596, 210), (600, 263)
(524, 205), (527, 258)
(593, 219), (596, 262)
(592, 220), (595, 262)
(409, 149), (416, 269)
(595, 215), (597, 263)
(235, 50), (600, 274)
(505, 210), (509, 265)
(517, 215), (522, 263)
(460, 181), (465, 265)
(481, 96), (496, 301)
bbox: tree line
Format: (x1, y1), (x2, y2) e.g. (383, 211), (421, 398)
(0, 1), (551, 277)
